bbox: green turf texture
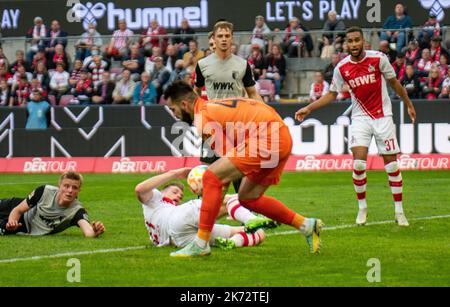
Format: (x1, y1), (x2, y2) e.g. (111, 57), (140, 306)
(0, 171), (449, 286)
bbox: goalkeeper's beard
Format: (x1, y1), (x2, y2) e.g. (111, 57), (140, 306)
(181, 109), (193, 126)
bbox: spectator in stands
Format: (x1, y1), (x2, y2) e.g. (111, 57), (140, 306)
(9, 50), (31, 74)
(423, 65), (442, 100)
(133, 72), (157, 105)
(0, 47), (9, 70)
(324, 53), (341, 84)
(87, 54), (109, 87)
(106, 19), (134, 60)
(418, 13), (441, 49)
(380, 2), (412, 53)
(282, 17), (314, 58)
(320, 35), (336, 60)
(122, 44), (145, 81)
(379, 40), (397, 63)
(182, 40), (204, 73)
(430, 37), (448, 63)
(405, 39), (421, 65)
(151, 56), (170, 101)
(0, 79), (9, 106)
(400, 64), (421, 99)
(49, 62), (70, 105)
(322, 10), (346, 46)
(32, 62), (50, 90)
(239, 15), (272, 59)
(25, 90), (50, 130)
(69, 59), (83, 88)
(0, 65), (12, 84)
(231, 44), (239, 56)
(70, 69), (93, 105)
(26, 16), (48, 64)
(112, 69), (135, 104)
(165, 59), (186, 91)
(45, 20), (68, 56)
(163, 44), (179, 73)
(247, 44), (265, 80)
(392, 52), (406, 80)
(140, 19), (168, 56)
(82, 45), (101, 67)
(92, 71), (115, 104)
(260, 44), (286, 101)
(438, 54), (448, 79)
(31, 49), (47, 72)
(47, 44), (68, 70)
(9, 75), (30, 107)
(75, 22), (103, 61)
(180, 71), (194, 86)
(173, 18), (196, 56)
(144, 46), (162, 75)
(417, 48), (433, 83)
(28, 78), (47, 101)
(438, 66), (450, 98)
(309, 71), (329, 103)
(9, 65), (32, 90)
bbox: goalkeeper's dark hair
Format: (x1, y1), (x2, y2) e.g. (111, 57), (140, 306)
(163, 80), (197, 105)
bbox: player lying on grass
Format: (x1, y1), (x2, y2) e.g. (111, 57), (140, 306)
(164, 81), (323, 257)
(135, 167), (274, 250)
(0, 171), (105, 237)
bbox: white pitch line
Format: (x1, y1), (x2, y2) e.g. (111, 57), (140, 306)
(0, 214), (449, 264)
(267, 214), (450, 237)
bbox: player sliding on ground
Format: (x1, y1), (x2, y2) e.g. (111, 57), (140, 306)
(296, 27), (416, 227)
(164, 81), (323, 257)
(135, 167), (273, 250)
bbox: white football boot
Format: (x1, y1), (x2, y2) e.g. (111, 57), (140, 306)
(356, 208), (368, 226)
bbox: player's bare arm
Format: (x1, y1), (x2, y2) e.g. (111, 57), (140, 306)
(6, 200), (29, 231)
(78, 220), (106, 238)
(388, 78), (417, 123)
(295, 91), (338, 121)
(245, 86), (263, 101)
(135, 168), (191, 203)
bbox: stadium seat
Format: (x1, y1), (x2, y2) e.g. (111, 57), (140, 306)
(258, 79), (275, 101)
(159, 96), (168, 105)
(48, 95), (56, 106)
(59, 95), (75, 107)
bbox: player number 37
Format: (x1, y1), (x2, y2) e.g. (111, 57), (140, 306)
(384, 138), (396, 151)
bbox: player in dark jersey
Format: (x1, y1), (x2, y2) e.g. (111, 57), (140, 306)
(0, 171), (105, 237)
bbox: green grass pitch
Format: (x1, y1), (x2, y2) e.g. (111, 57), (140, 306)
(0, 171), (449, 286)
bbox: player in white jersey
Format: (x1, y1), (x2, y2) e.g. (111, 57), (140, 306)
(135, 167), (274, 250)
(296, 27), (416, 226)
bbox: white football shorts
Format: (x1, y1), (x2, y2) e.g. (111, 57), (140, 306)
(349, 116), (400, 155)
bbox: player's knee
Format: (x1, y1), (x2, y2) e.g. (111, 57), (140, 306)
(353, 159), (367, 171)
(203, 170), (223, 188)
(238, 196), (261, 211)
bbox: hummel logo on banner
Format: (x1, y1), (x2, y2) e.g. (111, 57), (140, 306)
(72, 2), (107, 30)
(419, 0), (450, 21)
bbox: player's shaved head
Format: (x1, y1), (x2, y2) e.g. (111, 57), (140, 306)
(164, 81), (197, 125)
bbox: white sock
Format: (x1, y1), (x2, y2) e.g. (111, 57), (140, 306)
(230, 229), (265, 247)
(226, 195), (256, 224)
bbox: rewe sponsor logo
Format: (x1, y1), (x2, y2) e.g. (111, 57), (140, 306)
(23, 158), (77, 173)
(348, 74), (377, 89)
(68, 0), (208, 31)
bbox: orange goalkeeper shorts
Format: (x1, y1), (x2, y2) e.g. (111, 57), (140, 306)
(227, 125), (292, 186)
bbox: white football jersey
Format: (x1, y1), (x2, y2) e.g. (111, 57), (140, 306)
(330, 50), (397, 119)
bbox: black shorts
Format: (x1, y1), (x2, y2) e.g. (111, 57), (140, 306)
(0, 198), (28, 235)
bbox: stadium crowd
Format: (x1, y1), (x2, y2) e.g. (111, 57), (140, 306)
(0, 2), (449, 129)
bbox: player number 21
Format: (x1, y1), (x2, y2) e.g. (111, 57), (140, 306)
(384, 139), (396, 151)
